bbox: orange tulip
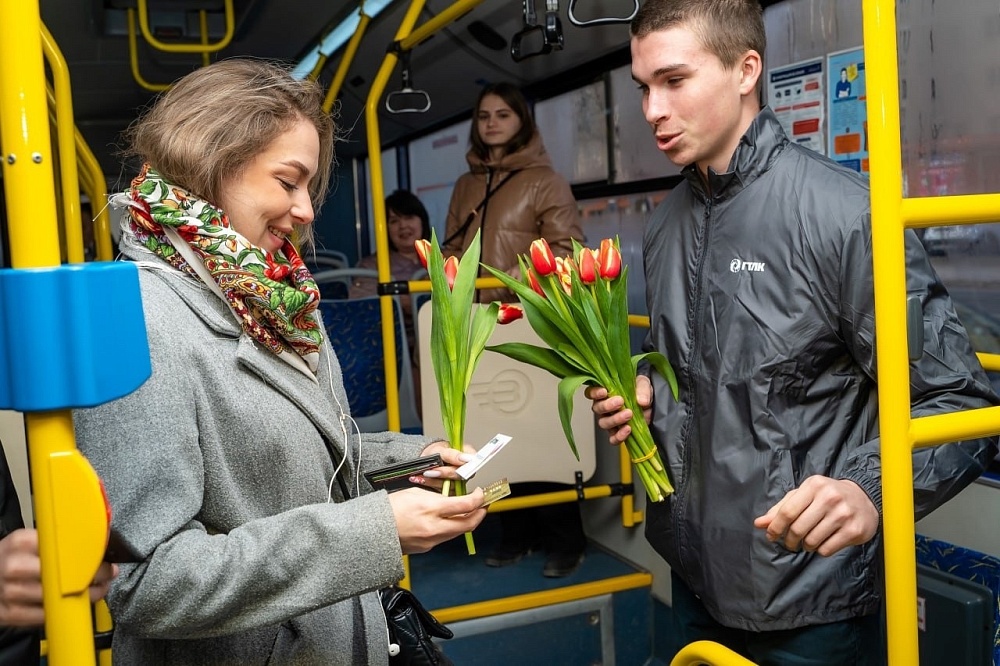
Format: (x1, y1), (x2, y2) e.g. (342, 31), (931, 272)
(530, 238), (557, 276)
(497, 303), (524, 324)
(414, 239), (431, 268)
(598, 238), (622, 279)
(443, 256), (459, 290)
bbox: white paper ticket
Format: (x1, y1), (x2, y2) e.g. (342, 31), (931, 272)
(456, 433), (512, 480)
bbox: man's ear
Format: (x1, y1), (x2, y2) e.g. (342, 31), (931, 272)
(738, 50), (763, 97)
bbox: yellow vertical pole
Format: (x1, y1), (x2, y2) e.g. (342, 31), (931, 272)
(861, 0), (918, 663)
(0, 2), (101, 665)
(365, 0), (428, 431)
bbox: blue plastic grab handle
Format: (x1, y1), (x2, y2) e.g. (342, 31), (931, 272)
(0, 262), (151, 411)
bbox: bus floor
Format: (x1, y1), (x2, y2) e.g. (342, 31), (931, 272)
(409, 512), (668, 665)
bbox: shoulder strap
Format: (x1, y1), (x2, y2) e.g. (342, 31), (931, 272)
(443, 169), (522, 247)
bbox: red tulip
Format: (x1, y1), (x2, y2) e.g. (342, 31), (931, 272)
(497, 303), (524, 324)
(527, 270), (545, 297)
(529, 239), (557, 276)
(597, 238), (622, 279)
(443, 256), (459, 290)
(578, 249), (597, 284)
(414, 239), (431, 268)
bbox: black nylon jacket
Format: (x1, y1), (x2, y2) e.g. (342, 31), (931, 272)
(642, 107), (999, 631)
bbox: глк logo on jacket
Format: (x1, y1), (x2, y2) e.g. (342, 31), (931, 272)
(730, 258), (766, 273)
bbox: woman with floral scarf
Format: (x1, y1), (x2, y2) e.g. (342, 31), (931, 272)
(74, 59), (486, 666)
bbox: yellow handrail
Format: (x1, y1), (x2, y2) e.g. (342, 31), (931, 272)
(137, 0), (234, 54)
(74, 126), (114, 261)
(0, 2), (107, 665)
(39, 23), (83, 264)
(307, 53), (329, 81)
(127, 8), (171, 92)
(670, 641), (756, 666)
(863, 1), (1000, 664)
(364, 0), (499, 431)
(322, 11), (372, 114)
(45, 81), (114, 262)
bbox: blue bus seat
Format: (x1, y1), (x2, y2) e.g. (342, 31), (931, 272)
(317, 295), (421, 434)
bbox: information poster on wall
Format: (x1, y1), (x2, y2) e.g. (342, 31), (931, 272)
(827, 47), (868, 174)
(767, 58), (825, 155)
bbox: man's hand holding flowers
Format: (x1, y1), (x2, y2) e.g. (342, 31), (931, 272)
(482, 238), (678, 502)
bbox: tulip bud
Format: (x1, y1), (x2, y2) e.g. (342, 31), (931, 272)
(414, 239), (431, 269)
(555, 257), (574, 295)
(530, 239), (557, 276)
(578, 249), (597, 284)
(598, 238), (622, 279)
(497, 303), (524, 324)
(527, 270), (545, 297)
(443, 256), (459, 290)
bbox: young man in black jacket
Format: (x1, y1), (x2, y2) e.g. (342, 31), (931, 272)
(589, 0), (998, 663)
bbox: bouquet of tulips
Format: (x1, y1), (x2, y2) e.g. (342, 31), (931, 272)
(414, 230), (521, 553)
(482, 238), (678, 502)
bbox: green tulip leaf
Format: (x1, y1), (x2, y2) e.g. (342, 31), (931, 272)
(557, 375), (592, 460)
(633, 351), (679, 401)
(486, 341), (587, 378)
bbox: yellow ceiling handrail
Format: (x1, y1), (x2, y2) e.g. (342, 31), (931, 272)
(137, 0), (234, 54)
(198, 9), (211, 67)
(307, 53), (329, 81)
(322, 11), (372, 114)
(127, 8), (172, 92)
(39, 23), (83, 263)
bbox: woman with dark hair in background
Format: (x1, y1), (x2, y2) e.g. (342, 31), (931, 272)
(351, 189), (431, 353)
(444, 82), (587, 578)
(352, 189), (432, 410)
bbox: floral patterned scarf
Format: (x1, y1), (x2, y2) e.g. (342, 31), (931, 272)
(123, 165), (322, 374)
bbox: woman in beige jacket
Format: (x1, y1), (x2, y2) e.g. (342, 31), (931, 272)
(443, 82), (584, 305)
(443, 82), (587, 578)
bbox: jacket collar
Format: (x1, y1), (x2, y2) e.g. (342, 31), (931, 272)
(682, 106), (789, 202)
(466, 130), (553, 174)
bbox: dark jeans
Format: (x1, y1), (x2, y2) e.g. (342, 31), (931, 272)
(669, 571), (886, 666)
(497, 481), (586, 556)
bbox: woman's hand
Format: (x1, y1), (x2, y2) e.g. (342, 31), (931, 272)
(389, 487), (487, 554)
(586, 375), (653, 445)
(408, 441), (474, 490)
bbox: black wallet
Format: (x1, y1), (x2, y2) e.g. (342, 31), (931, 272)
(363, 453), (443, 492)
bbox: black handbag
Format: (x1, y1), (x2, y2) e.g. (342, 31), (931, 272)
(380, 585), (455, 666)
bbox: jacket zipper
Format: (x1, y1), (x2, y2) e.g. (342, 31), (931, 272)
(674, 194), (713, 584)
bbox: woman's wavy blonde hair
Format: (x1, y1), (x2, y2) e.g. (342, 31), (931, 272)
(124, 58), (336, 247)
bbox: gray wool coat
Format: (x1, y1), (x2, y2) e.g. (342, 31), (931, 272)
(75, 248), (432, 665)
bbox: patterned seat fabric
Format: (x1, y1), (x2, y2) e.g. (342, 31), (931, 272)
(317, 297), (402, 419)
